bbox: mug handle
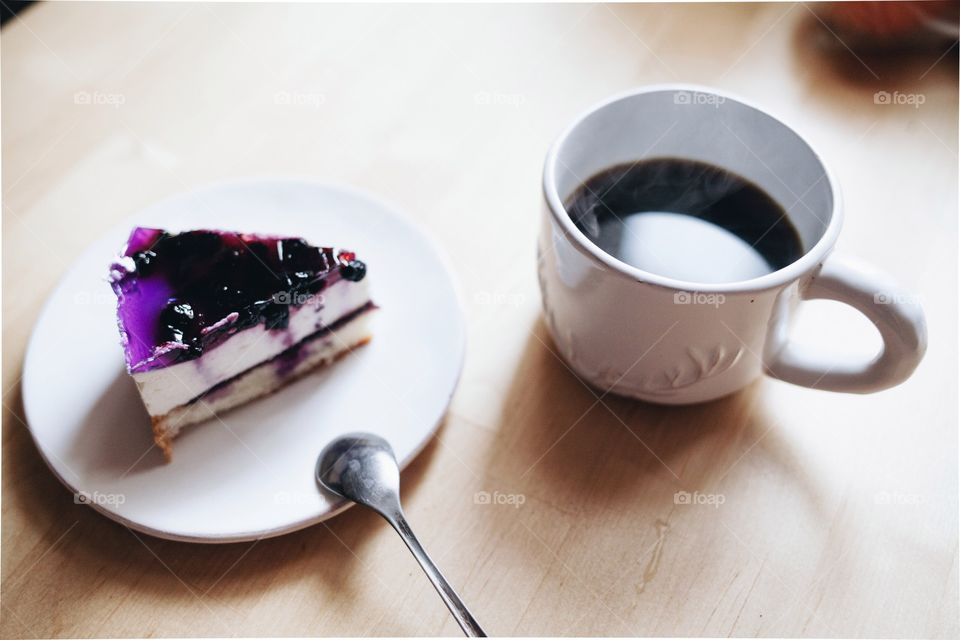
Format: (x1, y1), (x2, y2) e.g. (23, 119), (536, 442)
(764, 254), (927, 393)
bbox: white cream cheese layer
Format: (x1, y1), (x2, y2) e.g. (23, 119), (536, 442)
(133, 278), (370, 416)
(155, 312), (373, 440)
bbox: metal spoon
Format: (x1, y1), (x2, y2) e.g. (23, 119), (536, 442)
(316, 433), (486, 637)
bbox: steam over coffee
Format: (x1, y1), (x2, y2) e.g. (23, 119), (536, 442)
(565, 158), (803, 283)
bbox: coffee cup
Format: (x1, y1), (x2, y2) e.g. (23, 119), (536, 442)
(538, 85), (927, 404)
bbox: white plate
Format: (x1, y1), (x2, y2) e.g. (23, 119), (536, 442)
(22, 179), (465, 543)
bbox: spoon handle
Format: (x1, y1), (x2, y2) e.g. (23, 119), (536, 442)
(386, 511), (487, 637)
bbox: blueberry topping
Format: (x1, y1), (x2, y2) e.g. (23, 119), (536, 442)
(341, 260), (366, 282)
(112, 227), (364, 371)
(133, 250), (158, 275)
(170, 302), (195, 320)
(159, 300), (200, 344)
(261, 302), (291, 330)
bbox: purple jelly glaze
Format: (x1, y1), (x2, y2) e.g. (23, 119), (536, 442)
(109, 227), (367, 373)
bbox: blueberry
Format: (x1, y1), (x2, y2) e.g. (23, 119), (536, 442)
(133, 250), (157, 275)
(160, 300), (198, 343)
(341, 260), (366, 282)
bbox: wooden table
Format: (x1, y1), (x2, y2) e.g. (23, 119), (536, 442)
(3, 3), (957, 637)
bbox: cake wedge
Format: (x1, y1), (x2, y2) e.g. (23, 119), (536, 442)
(109, 227), (374, 460)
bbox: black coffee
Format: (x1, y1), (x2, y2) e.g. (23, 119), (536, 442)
(565, 158), (803, 283)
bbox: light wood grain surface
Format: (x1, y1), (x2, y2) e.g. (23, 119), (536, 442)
(2, 3), (957, 637)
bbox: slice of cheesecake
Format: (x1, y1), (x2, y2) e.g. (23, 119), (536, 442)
(109, 227), (374, 460)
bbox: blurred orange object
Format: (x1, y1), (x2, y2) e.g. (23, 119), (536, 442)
(816, 1), (958, 44)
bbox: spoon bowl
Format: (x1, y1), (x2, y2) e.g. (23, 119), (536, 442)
(316, 433), (400, 514)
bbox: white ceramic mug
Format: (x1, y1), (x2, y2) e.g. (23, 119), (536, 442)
(538, 85), (927, 405)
